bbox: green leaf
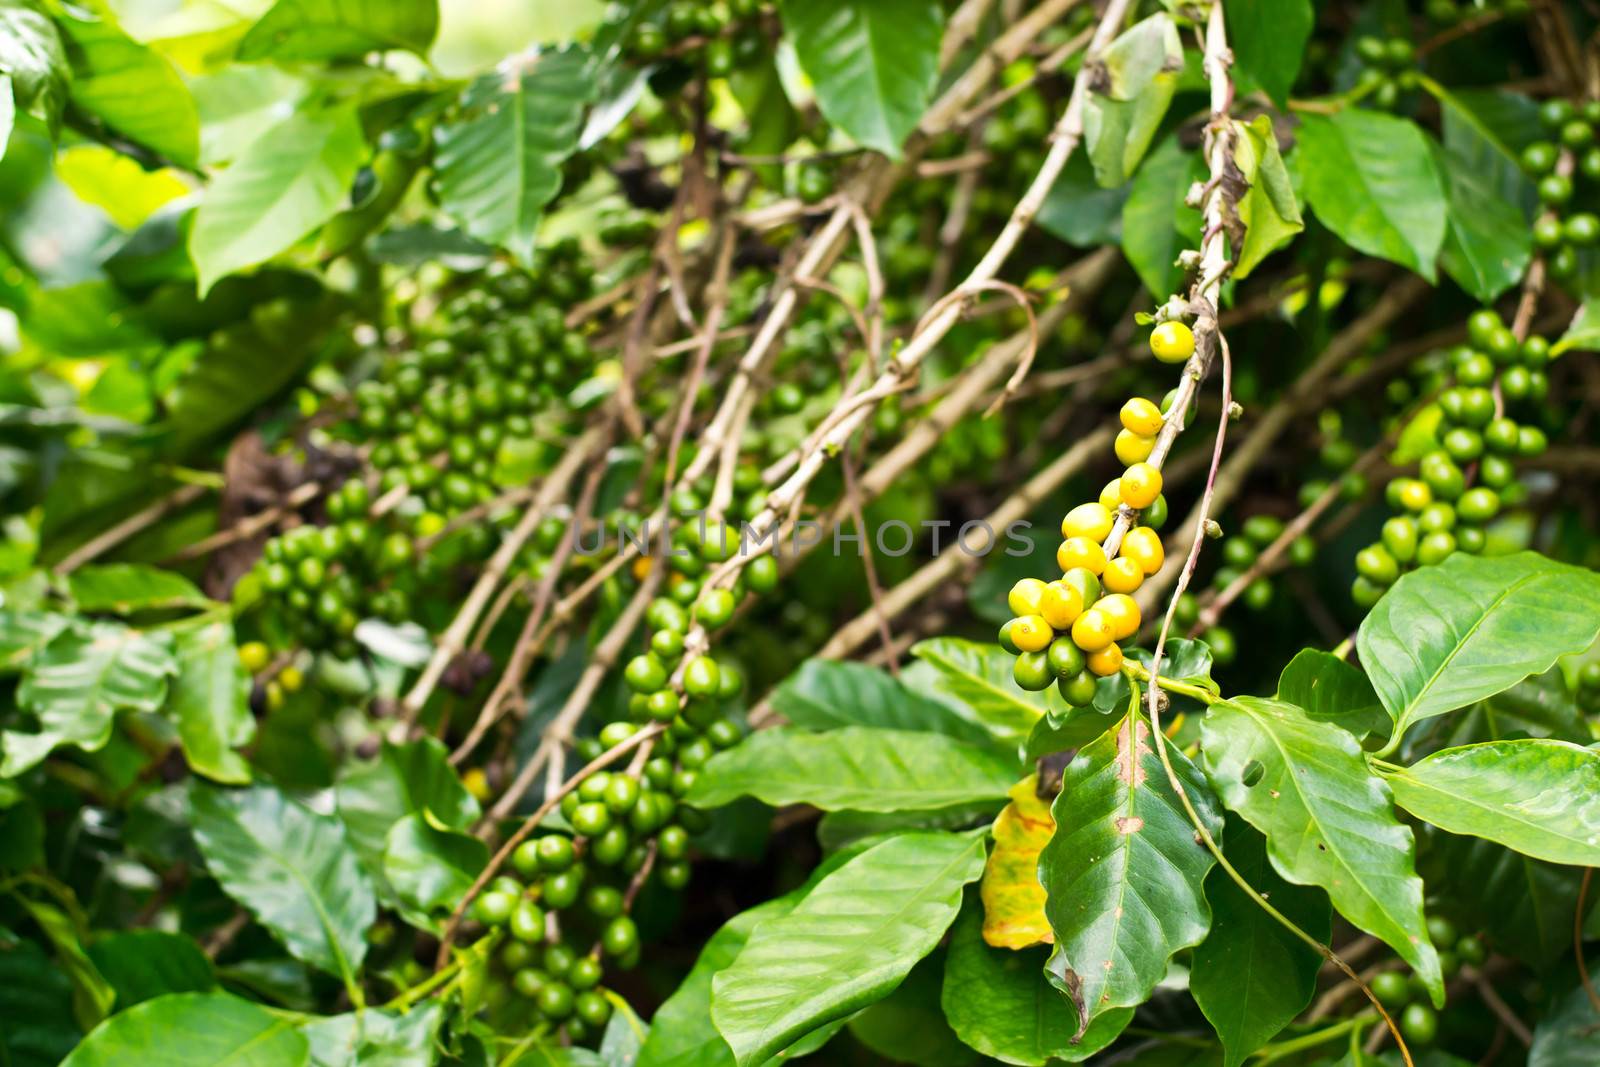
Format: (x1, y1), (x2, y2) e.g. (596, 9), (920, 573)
(190, 783), (376, 984)
(1120, 132), (1205, 299)
(336, 737), (482, 889)
(1232, 115), (1303, 279)
(1038, 711), (1221, 1035)
(1297, 110), (1446, 280)
(191, 66), (307, 167)
(56, 10), (199, 168)
(906, 638), (1054, 738)
(238, 0), (438, 62)
(67, 563), (209, 614)
(638, 842), (897, 1067)
(60, 992), (308, 1067)
(1084, 14), (1182, 188)
(1357, 552), (1600, 742)
(168, 620), (254, 785)
(1554, 299), (1600, 355)
(1529, 971), (1600, 1067)
(1199, 697), (1441, 1000)
(6, 623), (176, 777)
(1191, 820), (1330, 1067)
(729, 52), (797, 190)
(20, 898), (115, 1030)
(86, 931), (214, 1009)
(711, 830), (987, 1067)
(778, 0), (942, 158)
(941, 900), (1132, 1066)
(381, 813), (487, 931)
(1225, 0), (1311, 105)
(189, 105), (367, 294)
(685, 726), (1016, 813)
(434, 49), (593, 268)
(846, 950), (976, 1067)
(1383, 739), (1600, 866)
(768, 658), (995, 746)
(0, 1), (67, 134)
(0, 938), (80, 1067)
(159, 291), (340, 446)
(300, 1002), (442, 1067)
(0, 609), (69, 671)
(1433, 142), (1531, 303)
(1276, 648), (1390, 740)
(814, 802), (1001, 853)
(1038, 152), (1128, 247)
(1391, 403), (1443, 464)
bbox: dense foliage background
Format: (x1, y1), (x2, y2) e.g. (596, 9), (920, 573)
(2, 0), (1600, 1065)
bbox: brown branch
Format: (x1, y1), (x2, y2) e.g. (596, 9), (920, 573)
(55, 484), (209, 574)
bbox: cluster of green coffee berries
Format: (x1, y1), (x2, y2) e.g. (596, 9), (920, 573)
(623, 0), (771, 78)
(470, 766), (693, 1044)
(1521, 99), (1600, 284)
(240, 478), (426, 658)
(996, 322), (1195, 698)
(356, 260), (596, 517)
(1353, 311), (1550, 606)
(1367, 917), (1487, 1047)
(1353, 35), (1417, 111)
(1172, 514), (1317, 665)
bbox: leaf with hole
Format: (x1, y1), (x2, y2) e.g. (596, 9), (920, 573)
(1199, 696), (1441, 1001)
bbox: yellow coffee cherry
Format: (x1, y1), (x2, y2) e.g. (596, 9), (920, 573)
(278, 664), (304, 692)
(1057, 536), (1107, 576)
(238, 641), (271, 673)
(1150, 320), (1195, 363)
(1008, 577), (1048, 617)
(1010, 614), (1054, 653)
(1096, 593), (1141, 640)
(1102, 556), (1144, 594)
(1120, 397), (1165, 436)
(1071, 609), (1115, 651)
(1039, 581), (1084, 630)
(1098, 479), (1123, 511)
(1087, 643), (1124, 677)
(1115, 429), (1156, 465)
(462, 767), (492, 802)
(1120, 526), (1166, 576)
(1120, 462), (1163, 508)
(1061, 502), (1114, 542)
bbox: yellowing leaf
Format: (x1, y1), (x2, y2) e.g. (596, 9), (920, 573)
(980, 775), (1055, 949)
(54, 146), (190, 230)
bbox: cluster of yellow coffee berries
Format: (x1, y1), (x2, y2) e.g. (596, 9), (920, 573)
(998, 320), (1193, 703)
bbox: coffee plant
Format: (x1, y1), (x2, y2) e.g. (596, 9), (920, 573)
(5, 0), (1600, 1064)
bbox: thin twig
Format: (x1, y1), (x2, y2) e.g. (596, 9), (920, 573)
(55, 484), (208, 574)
